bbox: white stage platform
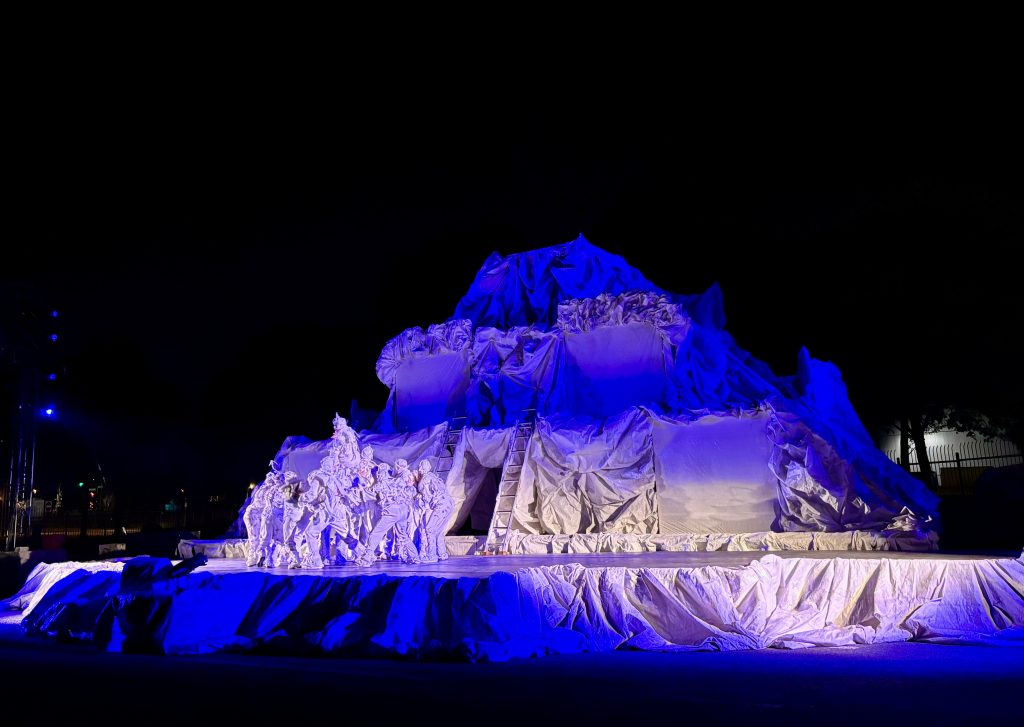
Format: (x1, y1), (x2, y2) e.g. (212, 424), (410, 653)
(4, 550), (1022, 662)
(176, 528), (939, 561)
(188, 549), (985, 579)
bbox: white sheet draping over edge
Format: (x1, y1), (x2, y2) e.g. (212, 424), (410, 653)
(0, 560), (124, 615)
(8, 553), (1022, 660)
(177, 529), (936, 561)
(502, 529), (939, 553)
(513, 408), (658, 535)
(517, 554), (1024, 651)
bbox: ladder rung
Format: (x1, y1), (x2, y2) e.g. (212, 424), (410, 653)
(492, 512), (512, 528)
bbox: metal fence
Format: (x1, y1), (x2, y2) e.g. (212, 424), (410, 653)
(27, 505), (239, 541)
(883, 438), (1023, 495)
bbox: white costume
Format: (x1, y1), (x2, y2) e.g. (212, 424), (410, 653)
(280, 472), (306, 568)
(258, 473), (289, 567)
(245, 465), (282, 567)
(416, 460), (453, 562)
(247, 415), (458, 570)
(297, 470), (330, 568)
(243, 483), (269, 566)
(355, 460), (420, 566)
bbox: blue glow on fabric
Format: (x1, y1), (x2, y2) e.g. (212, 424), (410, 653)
(21, 557), (552, 661)
(373, 234), (938, 524)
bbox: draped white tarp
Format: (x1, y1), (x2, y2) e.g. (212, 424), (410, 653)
(501, 529), (938, 553)
(513, 409), (658, 535)
(8, 552), (1022, 660)
(177, 535), (488, 559)
(364, 236), (940, 539)
(359, 423), (448, 468)
(563, 324), (668, 418)
(445, 427), (512, 533)
(269, 404), (930, 544)
(651, 410), (777, 534)
(393, 351), (470, 430)
(511, 409), (775, 537)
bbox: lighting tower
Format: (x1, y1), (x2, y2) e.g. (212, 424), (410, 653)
(1, 286), (63, 550)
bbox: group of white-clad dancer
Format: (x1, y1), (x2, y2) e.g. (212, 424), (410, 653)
(242, 414), (454, 568)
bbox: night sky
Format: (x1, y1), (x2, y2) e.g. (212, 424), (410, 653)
(5, 101), (1022, 512)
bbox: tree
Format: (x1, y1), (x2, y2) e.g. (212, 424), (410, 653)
(898, 406), (1022, 488)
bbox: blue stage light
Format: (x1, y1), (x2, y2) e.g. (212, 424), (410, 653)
(51, 310), (59, 318)
(43, 407), (55, 417)
(50, 334), (58, 342)
(48, 373), (57, 381)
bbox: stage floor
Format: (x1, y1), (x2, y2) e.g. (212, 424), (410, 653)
(193, 549), (1008, 580)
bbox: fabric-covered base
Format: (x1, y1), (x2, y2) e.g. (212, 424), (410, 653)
(4, 551), (1020, 661)
(177, 535), (489, 560)
(502, 529), (939, 553)
(178, 530), (937, 561)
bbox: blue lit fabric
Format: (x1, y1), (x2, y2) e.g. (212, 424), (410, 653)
(13, 553), (1024, 660)
(453, 235), (666, 329)
(364, 235), (938, 532)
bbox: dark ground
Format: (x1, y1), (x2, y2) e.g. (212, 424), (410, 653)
(1, 620), (1021, 725)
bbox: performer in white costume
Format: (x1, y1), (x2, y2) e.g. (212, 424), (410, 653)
(354, 459), (420, 566)
(246, 414), (461, 569)
(352, 445), (378, 543)
(416, 459), (453, 562)
(297, 468), (330, 568)
(245, 463), (281, 567)
(258, 471), (289, 567)
(280, 471), (306, 568)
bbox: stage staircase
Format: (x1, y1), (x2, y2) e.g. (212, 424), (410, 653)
(485, 409), (537, 554)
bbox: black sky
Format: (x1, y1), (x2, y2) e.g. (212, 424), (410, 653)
(5, 86), (1022, 510)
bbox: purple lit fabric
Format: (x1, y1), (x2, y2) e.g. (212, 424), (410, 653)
(266, 236), (936, 534)
(12, 553), (1024, 661)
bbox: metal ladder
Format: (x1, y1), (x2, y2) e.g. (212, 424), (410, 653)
(434, 416), (467, 477)
(485, 409), (536, 554)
